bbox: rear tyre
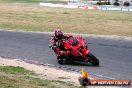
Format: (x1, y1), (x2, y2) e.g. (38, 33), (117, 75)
(87, 53), (99, 66)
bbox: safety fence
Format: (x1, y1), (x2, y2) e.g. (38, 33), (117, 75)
(98, 5), (132, 11)
(40, 2), (132, 11)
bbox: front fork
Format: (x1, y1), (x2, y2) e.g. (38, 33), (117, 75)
(82, 49), (90, 62)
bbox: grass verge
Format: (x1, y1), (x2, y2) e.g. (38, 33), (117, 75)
(0, 66), (83, 88)
(0, 0), (67, 4)
(0, 0), (132, 36)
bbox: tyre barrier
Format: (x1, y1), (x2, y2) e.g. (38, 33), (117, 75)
(78, 5), (98, 10)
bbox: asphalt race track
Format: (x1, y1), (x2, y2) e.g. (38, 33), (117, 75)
(0, 30), (132, 81)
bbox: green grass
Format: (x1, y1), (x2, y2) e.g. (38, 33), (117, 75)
(0, 66), (82, 88)
(0, 0), (132, 36)
(0, 0), (67, 4)
(0, 0), (44, 3)
(0, 66), (33, 74)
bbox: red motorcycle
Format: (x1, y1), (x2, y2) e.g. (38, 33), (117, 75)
(50, 35), (99, 66)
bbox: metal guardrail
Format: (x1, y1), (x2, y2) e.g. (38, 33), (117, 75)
(98, 5), (132, 11)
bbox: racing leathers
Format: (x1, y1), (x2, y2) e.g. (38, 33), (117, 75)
(49, 34), (71, 57)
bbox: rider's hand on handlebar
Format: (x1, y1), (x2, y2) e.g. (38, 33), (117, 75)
(49, 45), (56, 49)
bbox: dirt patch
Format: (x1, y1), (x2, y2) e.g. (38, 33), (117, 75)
(0, 57), (81, 86)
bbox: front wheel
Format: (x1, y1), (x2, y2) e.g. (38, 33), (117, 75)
(87, 53), (99, 66)
(57, 58), (63, 64)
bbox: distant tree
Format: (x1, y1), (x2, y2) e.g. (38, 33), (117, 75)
(123, 1), (130, 6)
(113, 1), (120, 6)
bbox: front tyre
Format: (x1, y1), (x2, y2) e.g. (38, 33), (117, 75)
(57, 58), (63, 64)
(87, 53), (99, 66)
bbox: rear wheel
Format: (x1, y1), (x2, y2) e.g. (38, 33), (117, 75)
(87, 53), (99, 66)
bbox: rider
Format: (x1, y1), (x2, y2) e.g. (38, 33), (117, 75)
(49, 29), (71, 56)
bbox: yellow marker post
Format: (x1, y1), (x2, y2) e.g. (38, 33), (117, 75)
(81, 67), (89, 78)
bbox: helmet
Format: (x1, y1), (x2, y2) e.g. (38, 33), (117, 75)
(54, 29), (64, 40)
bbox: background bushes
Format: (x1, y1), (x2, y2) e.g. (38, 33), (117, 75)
(123, 1), (130, 6)
(113, 1), (120, 6)
(96, 2), (111, 5)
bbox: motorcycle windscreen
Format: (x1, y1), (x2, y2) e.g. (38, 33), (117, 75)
(67, 36), (79, 46)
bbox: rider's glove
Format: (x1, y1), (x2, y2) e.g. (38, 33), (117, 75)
(49, 45), (52, 48)
(49, 45), (56, 49)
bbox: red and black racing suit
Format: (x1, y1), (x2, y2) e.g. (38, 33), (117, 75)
(50, 34), (71, 57)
